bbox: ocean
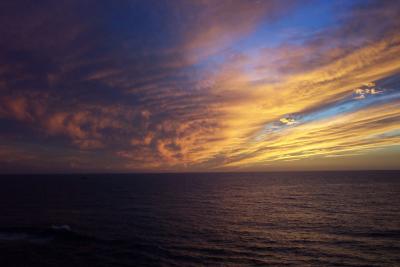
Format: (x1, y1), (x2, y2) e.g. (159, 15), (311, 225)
(0, 171), (399, 266)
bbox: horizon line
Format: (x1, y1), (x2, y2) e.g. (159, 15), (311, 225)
(1, 169), (399, 176)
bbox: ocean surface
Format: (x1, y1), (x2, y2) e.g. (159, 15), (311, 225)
(0, 171), (399, 266)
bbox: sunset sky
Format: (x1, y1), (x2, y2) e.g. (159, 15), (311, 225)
(0, 0), (399, 173)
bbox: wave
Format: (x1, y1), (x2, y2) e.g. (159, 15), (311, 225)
(51, 224), (71, 232)
(0, 225), (96, 244)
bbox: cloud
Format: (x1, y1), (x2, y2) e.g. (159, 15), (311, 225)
(279, 117), (297, 126)
(354, 83), (383, 100)
(221, 100), (400, 169)
(0, 0), (399, 172)
(176, 0), (301, 63)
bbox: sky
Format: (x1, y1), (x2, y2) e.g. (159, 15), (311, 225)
(0, 0), (399, 173)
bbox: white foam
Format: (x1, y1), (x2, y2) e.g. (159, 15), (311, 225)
(0, 233), (30, 241)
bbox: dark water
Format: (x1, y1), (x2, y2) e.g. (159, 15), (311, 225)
(0, 171), (399, 266)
